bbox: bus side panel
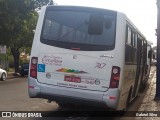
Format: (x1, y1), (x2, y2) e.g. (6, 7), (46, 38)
(106, 13), (127, 110)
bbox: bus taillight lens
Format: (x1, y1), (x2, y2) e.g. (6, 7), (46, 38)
(109, 66), (120, 88)
(30, 57), (38, 79)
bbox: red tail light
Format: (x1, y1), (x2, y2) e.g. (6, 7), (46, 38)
(30, 57), (38, 79)
(71, 48), (80, 50)
(109, 66), (120, 88)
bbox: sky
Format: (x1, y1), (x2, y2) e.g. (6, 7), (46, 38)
(54, 0), (157, 46)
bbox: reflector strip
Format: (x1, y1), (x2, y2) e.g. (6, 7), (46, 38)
(28, 86), (34, 89)
(109, 96), (116, 100)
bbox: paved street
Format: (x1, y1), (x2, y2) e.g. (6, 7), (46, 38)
(0, 78), (59, 111)
(0, 67), (157, 120)
(0, 77), (116, 120)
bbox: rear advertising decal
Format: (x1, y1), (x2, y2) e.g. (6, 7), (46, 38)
(41, 55), (62, 66)
(56, 68), (88, 74)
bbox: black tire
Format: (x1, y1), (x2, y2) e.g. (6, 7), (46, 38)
(1, 73), (6, 81)
(58, 102), (77, 108)
(139, 81), (146, 93)
(126, 88), (132, 109)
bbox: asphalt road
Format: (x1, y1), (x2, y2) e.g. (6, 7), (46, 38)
(0, 77), (116, 120)
(0, 77), (59, 111)
(0, 68), (156, 120)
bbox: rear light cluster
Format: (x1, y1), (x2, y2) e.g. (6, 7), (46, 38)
(30, 57), (38, 79)
(109, 66), (120, 88)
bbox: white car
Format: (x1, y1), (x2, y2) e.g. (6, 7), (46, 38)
(0, 68), (7, 81)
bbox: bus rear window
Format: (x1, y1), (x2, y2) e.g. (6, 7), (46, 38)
(41, 9), (117, 51)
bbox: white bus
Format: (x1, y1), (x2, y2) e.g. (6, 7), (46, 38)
(28, 5), (151, 110)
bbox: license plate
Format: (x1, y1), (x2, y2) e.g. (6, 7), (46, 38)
(64, 76), (81, 83)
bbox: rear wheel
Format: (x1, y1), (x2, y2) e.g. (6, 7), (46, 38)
(139, 81), (146, 93)
(126, 88), (132, 109)
(1, 73), (6, 81)
(59, 102), (75, 107)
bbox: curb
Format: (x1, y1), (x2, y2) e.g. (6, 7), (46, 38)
(7, 76), (20, 79)
(7, 72), (21, 80)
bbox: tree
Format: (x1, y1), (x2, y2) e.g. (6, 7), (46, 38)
(0, 0), (54, 73)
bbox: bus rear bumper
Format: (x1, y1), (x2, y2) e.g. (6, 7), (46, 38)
(103, 89), (120, 109)
(28, 77), (120, 110)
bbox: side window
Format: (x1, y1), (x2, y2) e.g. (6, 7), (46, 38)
(134, 33), (138, 48)
(125, 25), (132, 63)
(132, 32), (136, 48)
(125, 24), (137, 64)
(130, 29), (138, 48)
(126, 26), (132, 45)
(141, 40), (144, 65)
(132, 32), (137, 64)
(143, 41), (147, 64)
(132, 32), (134, 47)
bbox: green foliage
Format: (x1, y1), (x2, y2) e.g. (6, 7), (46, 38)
(0, 0), (38, 48)
(8, 54), (14, 68)
(0, 54), (6, 61)
(0, 0), (54, 72)
(19, 58), (30, 66)
(20, 46), (32, 55)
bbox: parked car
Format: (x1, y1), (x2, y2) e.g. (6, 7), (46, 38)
(0, 68), (7, 81)
(19, 63), (29, 77)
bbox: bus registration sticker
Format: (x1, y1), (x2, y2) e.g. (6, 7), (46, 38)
(64, 76), (81, 83)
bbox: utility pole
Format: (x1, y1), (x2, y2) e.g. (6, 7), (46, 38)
(155, 0), (160, 100)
